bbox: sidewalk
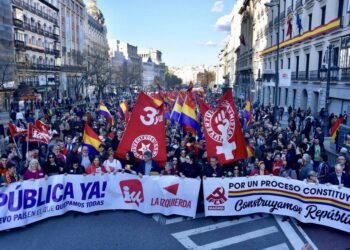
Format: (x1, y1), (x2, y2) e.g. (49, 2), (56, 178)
(0, 112), (9, 126)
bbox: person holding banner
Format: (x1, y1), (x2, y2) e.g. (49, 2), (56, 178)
(138, 151), (161, 176)
(103, 149), (122, 173)
(324, 164), (350, 188)
(203, 156), (225, 178)
(67, 158), (86, 175)
(86, 156), (107, 175)
(179, 153), (202, 179)
(23, 159), (45, 180)
(3, 164), (19, 184)
(43, 153), (65, 177)
(122, 151), (138, 175)
(250, 161), (269, 176)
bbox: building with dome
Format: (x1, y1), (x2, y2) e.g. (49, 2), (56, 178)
(85, 0), (108, 59)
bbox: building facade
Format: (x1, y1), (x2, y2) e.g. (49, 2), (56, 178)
(59, 0), (85, 99)
(11, 0), (61, 102)
(85, 0), (108, 58)
(138, 48), (166, 88)
(261, 0), (350, 116)
(0, 0), (15, 111)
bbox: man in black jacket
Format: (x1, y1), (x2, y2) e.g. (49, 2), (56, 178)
(138, 151), (161, 176)
(323, 164), (350, 188)
(203, 156), (224, 178)
(67, 158), (86, 175)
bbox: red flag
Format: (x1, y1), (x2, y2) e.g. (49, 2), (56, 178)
(200, 91), (247, 164)
(35, 120), (49, 132)
(7, 122), (27, 137)
(27, 123), (50, 144)
(116, 92), (167, 164)
(286, 13), (293, 37)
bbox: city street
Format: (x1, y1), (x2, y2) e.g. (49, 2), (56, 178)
(0, 210), (349, 250)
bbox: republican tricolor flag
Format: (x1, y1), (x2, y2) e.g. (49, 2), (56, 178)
(330, 116), (345, 143)
(99, 102), (114, 125)
(118, 101), (130, 122)
(83, 124), (102, 155)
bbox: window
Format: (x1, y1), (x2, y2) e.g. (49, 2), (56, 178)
(306, 54), (310, 79)
(318, 51), (323, 77)
(296, 56), (300, 78)
(288, 58), (291, 69)
(270, 35), (273, 46)
(308, 14), (312, 31)
(321, 6), (326, 25)
(333, 47), (339, 67)
(281, 59), (283, 69)
(340, 35), (350, 68)
(282, 29), (285, 41)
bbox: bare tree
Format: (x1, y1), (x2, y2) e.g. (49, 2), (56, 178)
(112, 61), (142, 91)
(85, 55), (111, 101)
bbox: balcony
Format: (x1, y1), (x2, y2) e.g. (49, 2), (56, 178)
(291, 72), (297, 80)
(12, 0), (58, 25)
(31, 63), (61, 71)
(14, 39), (25, 49)
(22, 22), (56, 39)
(287, 6), (293, 15)
(295, 0), (303, 9)
(340, 68), (350, 81)
(309, 70), (321, 81)
(298, 71), (308, 81)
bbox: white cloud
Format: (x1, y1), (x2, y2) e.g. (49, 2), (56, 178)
(211, 1), (224, 13)
(200, 41), (218, 47)
(215, 14), (231, 32)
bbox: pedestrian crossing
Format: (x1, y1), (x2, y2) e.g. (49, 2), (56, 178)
(169, 214), (317, 250)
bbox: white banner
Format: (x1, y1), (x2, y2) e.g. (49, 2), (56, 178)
(0, 173), (200, 231)
(203, 176), (350, 232)
(279, 69), (291, 87)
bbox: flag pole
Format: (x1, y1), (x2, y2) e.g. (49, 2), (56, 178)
(26, 123), (30, 166)
(171, 95), (185, 141)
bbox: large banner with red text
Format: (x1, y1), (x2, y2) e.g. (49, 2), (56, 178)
(203, 176), (350, 233)
(0, 174), (200, 231)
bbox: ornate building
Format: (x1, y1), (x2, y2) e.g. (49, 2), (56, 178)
(261, 0), (350, 116)
(59, 0), (85, 99)
(84, 0), (109, 96)
(11, 0), (61, 102)
(0, 0), (15, 111)
(85, 0), (108, 58)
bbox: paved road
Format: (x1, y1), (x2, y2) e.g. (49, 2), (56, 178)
(0, 210), (349, 250)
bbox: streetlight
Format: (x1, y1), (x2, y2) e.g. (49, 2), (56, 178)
(256, 76), (262, 105)
(44, 39), (54, 103)
(319, 44), (339, 135)
(265, 0), (280, 124)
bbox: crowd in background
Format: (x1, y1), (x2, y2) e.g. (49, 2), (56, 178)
(0, 90), (349, 191)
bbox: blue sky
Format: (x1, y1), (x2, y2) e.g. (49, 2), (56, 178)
(97, 0), (236, 67)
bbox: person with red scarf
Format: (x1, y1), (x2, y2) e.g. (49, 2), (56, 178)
(86, 156), (107, 174)
(4, 164), (19, 184)
(272, 153), (284, 176)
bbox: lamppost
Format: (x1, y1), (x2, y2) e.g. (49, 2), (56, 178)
(319, 44), (339, 136)
(44, 40), (54, 103)
(256, 75), (262, 105)
(265, 0), (280, 124)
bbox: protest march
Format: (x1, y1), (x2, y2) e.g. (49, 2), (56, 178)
(0, 88), (349, 232)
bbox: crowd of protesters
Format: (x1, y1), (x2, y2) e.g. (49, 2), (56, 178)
(0, 90), (349, 194)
